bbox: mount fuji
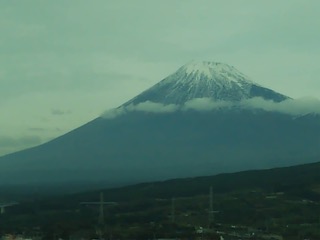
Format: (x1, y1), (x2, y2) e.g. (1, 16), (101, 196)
(0, 61), (319, 188)
(124, 61), (288, 106)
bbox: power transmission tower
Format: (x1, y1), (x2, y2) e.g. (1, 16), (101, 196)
(80, 192), (118, 240)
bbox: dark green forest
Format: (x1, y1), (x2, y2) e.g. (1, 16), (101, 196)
(1, 160), (320, 239)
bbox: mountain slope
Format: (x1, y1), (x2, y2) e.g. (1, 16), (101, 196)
(0, 61), (319, 188)
(0, 110), (319, 186)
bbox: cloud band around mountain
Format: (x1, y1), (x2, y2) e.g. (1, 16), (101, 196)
(101, 97), (320, 119)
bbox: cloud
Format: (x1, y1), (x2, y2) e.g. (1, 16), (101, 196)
(51, 109), (71, 116)
(28, 127), (46, 132)
(241, 97), (320, 115)
(102, 108), (127, 119)
(126, 101), (178, 113)
(102, 101), (179, 119)
(183, 98), (232, 111)
(101, 97), (320, 119)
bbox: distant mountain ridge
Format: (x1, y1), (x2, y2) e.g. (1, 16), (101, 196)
(0, 61), (319, 189)
(69, 159), (320, 202)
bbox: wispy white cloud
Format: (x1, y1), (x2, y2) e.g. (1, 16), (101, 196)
(51, 109), (72, 116)
(183, 98), (232, 111)
(102, 97), (320, 119)
(102, 101), (179, 119)
(126, 101), (178, 113)
(241, 97), (320, 115)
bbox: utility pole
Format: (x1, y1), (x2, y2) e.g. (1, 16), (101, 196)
(171, 197), (175, 224)
(97, 192), (105, 240)
(99, 192), (105, 226)
(208, 186), (214, 228)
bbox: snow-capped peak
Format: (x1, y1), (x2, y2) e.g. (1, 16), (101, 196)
(183, 61), (217, 77)
(183, 61), (243, 78)
(176, 61), (255, 87)
(122, 61), (289, 106)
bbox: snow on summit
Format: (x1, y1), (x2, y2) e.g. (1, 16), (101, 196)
(182, 61), (250, 80)
(177, 61), (255, 89)
(123, 61), (289, 106)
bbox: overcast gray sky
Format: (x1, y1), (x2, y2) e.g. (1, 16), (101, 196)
(1, 0), (320, 156)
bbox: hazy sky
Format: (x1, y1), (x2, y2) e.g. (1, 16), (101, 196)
(1, 0), (320, 156)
